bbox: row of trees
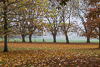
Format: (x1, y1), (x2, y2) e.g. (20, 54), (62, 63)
(0, 0), (100, 52)
(83, 0), (100, 47)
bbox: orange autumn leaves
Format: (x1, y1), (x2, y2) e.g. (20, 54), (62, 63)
(0, 43), (100, 67)
(83, 3), (100, 38)
(0, 42), (98, 50)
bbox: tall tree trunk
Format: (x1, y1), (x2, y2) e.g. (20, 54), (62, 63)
(53, 34), (56, 43)
(22, 34), (25, 42)
(86, 37), (90, 43)
(99, 22), (100, 48)
(85, 29), (90, 43)
(29, 33), (32, 43)
(3, 0), (8, 52)
(4, 34), (8, 52)
(65, 34), (70, 43)
(78, 11), (91, 43)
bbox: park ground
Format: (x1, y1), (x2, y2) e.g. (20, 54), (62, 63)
(0, 42), (100, 67)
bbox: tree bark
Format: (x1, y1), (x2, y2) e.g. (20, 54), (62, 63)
(86, 29), (90, 43)
(22, 34), (25, 42)
(29, 33), (32, 43)
(53, 34), (56, 43)
(85, 27), (90, 43)
(86, 37), (90, 43)
(4, 34), (8, 52)
(3, 0), (8, 52)
(78, 11), (91, 43)
(99, 22), (100, 48)
(65, 34), (70, 43)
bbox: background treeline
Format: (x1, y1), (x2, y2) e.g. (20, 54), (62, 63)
(0, 0), (100, 44)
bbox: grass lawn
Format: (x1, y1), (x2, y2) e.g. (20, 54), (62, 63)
(0, 38), (99, 43)
(0, 43), (100, 67)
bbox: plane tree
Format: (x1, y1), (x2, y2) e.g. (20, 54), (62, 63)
(83, 2), (100, 47)
(45, 0), (76, 43)
(24, 0), (45, 43)
(43, 0), (62, 43)
(3, 0), (45, 43)
(84, 7), (100, 39)
(66, 0), (91, 43)
(57, 0), (80, 43)
(0, 0), (29, 52)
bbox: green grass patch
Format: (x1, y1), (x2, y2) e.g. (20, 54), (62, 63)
(0, 38), (99, 43)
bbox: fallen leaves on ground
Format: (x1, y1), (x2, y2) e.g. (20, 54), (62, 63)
(0, 43), (100, 67)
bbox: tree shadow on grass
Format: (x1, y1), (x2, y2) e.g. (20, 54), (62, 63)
(87, 48), (100, 50)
